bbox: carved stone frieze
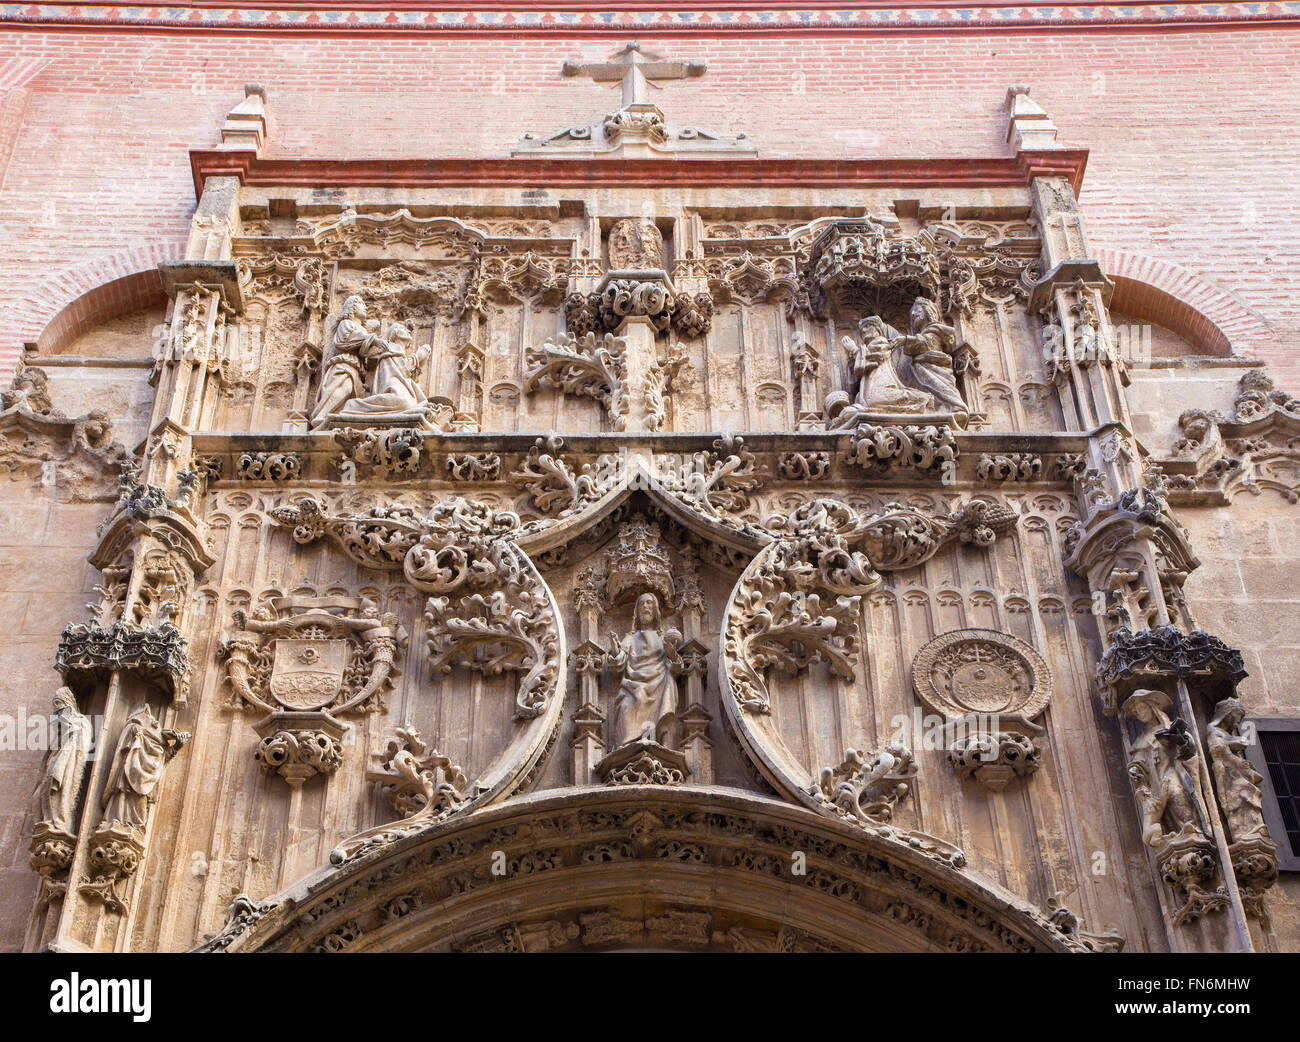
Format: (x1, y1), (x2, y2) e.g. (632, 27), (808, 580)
(778, 451), (831, 480)
(841, 423), (958, 473)
(335, 427), (424, 478)
(977, 452), (1043, 483)
(445, 452), (501, 482)
(193, 788), (1095, 953)
(236, 450), (301, 482)
(723, 501), (905, 715)
(509, 435), (603, 517)
(265, 496), (564, 861)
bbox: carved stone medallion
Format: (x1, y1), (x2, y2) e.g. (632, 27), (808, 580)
(911, 629), (1053, 790)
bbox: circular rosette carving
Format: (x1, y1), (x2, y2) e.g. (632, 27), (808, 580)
(911, 628), (1052, 723)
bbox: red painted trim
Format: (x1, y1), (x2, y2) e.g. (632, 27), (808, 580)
(190, 149), (1088, 199)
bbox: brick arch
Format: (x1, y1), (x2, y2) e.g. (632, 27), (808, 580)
(1, 240), (183, 378)
(1097, 248), (1274, 358)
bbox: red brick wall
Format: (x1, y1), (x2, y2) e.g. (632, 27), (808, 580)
(2, 26), (1298, 387)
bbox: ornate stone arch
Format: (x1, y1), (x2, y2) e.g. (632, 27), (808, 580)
(514, 472), (769, 563)
(198, 787), (1083, 953)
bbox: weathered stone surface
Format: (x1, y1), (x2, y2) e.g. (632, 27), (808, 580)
(0, 41), (1296, 958)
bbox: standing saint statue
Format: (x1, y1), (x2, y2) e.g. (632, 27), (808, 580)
(309, 295), (378, 430)
(30, 687), (93, 835)
(100, 705), (190, 833)
(1206, 698), (1271, 843)
(607, 593), (683, 748)
(1122, 688), (1209, 848)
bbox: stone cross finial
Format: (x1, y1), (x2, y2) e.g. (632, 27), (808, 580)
(562, 42), (706, 109)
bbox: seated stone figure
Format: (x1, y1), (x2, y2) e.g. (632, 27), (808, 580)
(309, 295), (376, 431)
(336, 321), (432, 421)
(893, 296), (967, 417)
(826, 295), (970, 429)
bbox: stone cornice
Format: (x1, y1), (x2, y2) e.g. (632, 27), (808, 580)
(189, 150), (1090, 200)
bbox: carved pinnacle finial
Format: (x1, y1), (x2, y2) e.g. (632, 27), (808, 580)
(1004, 84), (1061, 152)
(219, 83), (269, 153)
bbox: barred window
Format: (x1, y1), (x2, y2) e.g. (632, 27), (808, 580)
(1246, 719), (1300, 871)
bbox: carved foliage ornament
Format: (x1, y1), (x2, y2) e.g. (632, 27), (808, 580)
(726, 499), (1017, 716)
(269, 497), (560, 723)
(1159, 371), (1300, 505)
(266, 495), (562, 861)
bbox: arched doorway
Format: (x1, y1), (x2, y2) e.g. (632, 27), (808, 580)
(204, 787), (1082, 953)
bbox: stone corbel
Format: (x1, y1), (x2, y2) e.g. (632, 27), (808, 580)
(838, 423), (958, 475)
(1156, 371), (1300, 506)
(0, 367), (129, 499)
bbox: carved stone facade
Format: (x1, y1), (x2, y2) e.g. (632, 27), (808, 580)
(3, 41), (1298, 957)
